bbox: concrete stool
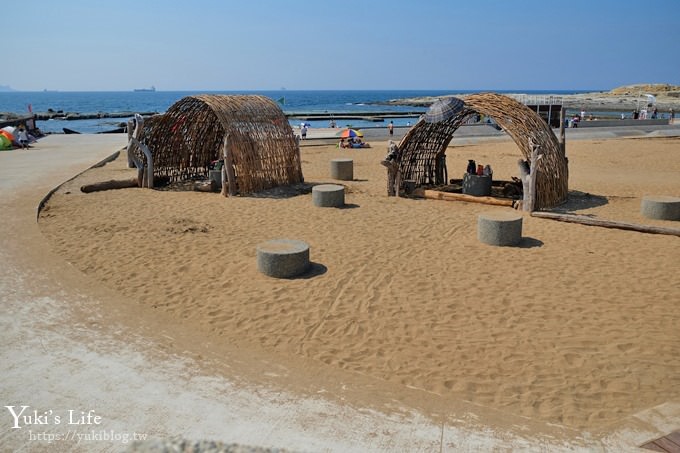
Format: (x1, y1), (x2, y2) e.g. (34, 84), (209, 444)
(256, 239), (310, 278)
(312, 184), (345, 207)
(330, 158), (353, 181)
(463, 174), (492, 196)
(478, 211), (523, 246)
(640, 195), (680, 220)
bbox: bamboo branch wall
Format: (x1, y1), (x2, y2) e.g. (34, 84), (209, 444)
(135, 95), (303, 195)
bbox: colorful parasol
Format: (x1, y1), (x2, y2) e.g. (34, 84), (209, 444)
(0, 129), (14, 142)
(337, 128), (363, 138)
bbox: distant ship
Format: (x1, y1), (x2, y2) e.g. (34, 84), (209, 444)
(133, 86), (156, 92)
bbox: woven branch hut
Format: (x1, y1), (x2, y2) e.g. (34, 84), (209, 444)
(397, 93), (568, 209)
(137, 94), (303, 195)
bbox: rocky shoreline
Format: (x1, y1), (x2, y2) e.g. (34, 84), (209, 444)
(379, 83), (680, 113)
(0, 110), (159, 122)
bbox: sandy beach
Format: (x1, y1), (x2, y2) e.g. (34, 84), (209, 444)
(35, 129), (680, 437)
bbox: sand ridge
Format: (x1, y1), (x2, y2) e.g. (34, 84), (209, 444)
(38, 136), (680, 430)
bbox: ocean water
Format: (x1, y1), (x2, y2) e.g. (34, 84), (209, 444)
(1, 89), (587, 134)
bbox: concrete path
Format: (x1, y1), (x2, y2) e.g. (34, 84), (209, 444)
(0, 135), (675, 452)
(302, 122), (680, 146)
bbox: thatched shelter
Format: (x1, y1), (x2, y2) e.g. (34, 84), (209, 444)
(396, 93), (568, 209)
(132, 95), (303, 195)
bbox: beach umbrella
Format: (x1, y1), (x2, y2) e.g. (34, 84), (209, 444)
(0, 134), (11, 150)
(424, 97), (465, 123)
(337, 128), (363, 138)
(0, 129), (15, 142)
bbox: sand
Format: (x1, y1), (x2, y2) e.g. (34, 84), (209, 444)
(38, 135), (680, 431)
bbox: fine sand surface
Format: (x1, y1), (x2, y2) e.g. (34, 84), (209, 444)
(39, 136), (680, 431)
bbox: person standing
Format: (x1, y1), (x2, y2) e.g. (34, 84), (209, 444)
(670, 108), (675, 124)
(387, 120), (394, 137)
(17, 126), (29, 149)
(300, 123), (308, 140)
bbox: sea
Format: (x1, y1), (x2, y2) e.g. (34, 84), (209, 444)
(0, 89), (589, 134)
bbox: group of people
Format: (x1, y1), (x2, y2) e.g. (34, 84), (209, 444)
(0, 124), (33, 150)
(568, 106), (676, 126)
(339, 137), (371, 149)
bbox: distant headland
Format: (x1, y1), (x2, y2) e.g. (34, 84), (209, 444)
(382, 83), (680, 112)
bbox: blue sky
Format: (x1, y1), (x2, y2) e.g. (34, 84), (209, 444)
(5, 0), (680, 91)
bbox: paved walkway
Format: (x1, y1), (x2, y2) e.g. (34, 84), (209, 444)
(0, 135), (676, 452)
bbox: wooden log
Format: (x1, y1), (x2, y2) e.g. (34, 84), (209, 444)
(414, 189), (515, 207)
(80, 178), (139, 193)
(531, 211), (680, 237)
(518, 141), (543, 213)
(223, 135), (237, 197)
(559, 106), (566, 157)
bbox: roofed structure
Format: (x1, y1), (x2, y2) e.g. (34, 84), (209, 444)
(396, 93), (568, 209)
(132, 95), (303, 195)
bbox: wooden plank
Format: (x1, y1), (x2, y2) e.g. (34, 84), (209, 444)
(666, 432), (680, 446)
(531, 211), (680, 237)
(653, 437), (680, 452)
(639, 440), (670, 452)
(414, 189), (515, 207)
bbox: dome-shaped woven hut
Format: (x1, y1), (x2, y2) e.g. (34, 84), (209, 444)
(134, 95), (303, 195)
(396, 93), (568, 209)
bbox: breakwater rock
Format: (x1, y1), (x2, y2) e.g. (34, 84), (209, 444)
(377, 84), (680, 112)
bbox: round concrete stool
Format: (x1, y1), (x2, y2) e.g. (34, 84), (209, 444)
(463, 174), (492, 196)
(330, 158), (353, 181)
(312, 184), (345, 207)
(257, 239), (310, 278)
(640, 195), (680, 220)
(477, 211), (523, 246)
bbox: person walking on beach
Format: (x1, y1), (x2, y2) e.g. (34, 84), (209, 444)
(300, 123), (308, 140)
(670, 108), (675, 124)
(388, 120), (394, 137)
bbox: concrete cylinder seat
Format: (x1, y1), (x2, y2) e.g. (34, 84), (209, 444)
(330, 158), (353, 181)
(312, 184), (345, 207)
(256, 239), (310, 278)
(640, 195), (680, 221)
(477, 211), (523, 246)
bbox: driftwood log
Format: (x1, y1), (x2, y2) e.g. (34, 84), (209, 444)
(518, 141), (543, 212)
(80, 178), (139, 193)
(414, 189), (516, 207)
(531, 212), (680, 237)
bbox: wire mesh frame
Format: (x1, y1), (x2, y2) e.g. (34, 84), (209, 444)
(397, 93), (568, 209)
(139, 95), (303, 194)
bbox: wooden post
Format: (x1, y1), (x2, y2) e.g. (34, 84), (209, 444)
(126, 119), (135, 168)
(518, 141), (543, 212)
(559, 107), (566, 157)
(222, 135), (237, 197)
